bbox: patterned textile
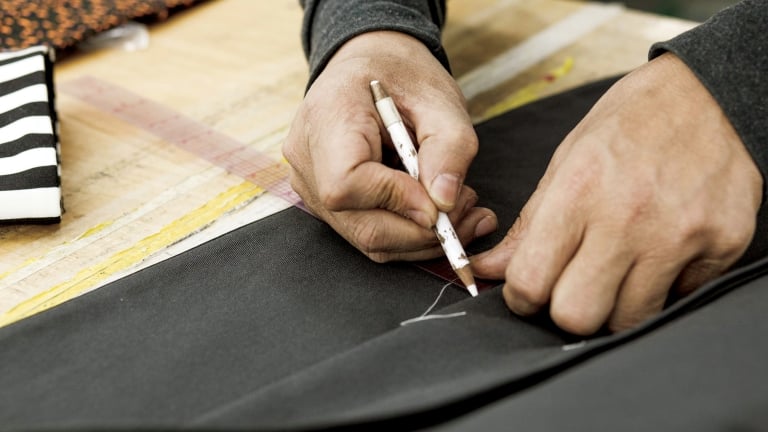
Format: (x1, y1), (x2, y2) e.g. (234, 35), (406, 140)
(0, 46), (60, 224)
(0, 0), (197, 50)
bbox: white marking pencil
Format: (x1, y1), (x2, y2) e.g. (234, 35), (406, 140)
(370, 80), (478, 297)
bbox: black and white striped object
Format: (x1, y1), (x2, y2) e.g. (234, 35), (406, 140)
(0, 46), (61, 224)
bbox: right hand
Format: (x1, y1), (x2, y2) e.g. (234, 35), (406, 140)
(283, 31), (497, 262)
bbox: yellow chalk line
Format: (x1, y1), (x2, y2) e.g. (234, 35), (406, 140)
(0, 181), (264, 327)
(478, 56), (574, 122)
(0, 167), (226, 289)
(76, 220), (115, 240)
(0, 221), (115, 281)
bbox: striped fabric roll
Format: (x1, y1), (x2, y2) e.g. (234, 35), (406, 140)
(0, 46), (61, 224)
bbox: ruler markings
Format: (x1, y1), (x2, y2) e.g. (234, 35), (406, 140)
(59, 76), (490, 292)
(58, 76), (303, 207)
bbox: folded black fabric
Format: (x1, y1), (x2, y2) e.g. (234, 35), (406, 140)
(437, 256), (768, 432)
(0, 77), (765, 430)
(0, 45), (61, 224)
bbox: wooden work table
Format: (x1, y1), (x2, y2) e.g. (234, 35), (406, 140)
(0, 0), (696, 326)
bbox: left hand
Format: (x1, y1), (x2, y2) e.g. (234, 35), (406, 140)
(472, 53), (763, 335)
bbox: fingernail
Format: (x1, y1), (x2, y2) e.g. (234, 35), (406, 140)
(407, 209), (433, 228)
(430, 173), (461, 208)
(474, 215), (497, 238)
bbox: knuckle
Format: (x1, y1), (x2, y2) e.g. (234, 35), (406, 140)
(317, 182), (349, 211)
(676, 209), (709, 241)
(422, 126), (478, 160)
(714, 237), (748, 262)
(505, 268), (550, 308)
(713, 221), (755, 260)
(454, 127), (479, 158)
(350, 220), (388, 260)
(318, 170), (380, 212)
(551, 305), (602, 336)
(666, 207), (755, 262)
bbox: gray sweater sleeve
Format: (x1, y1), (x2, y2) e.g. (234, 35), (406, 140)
(649, 0), (768, 190)
(300, 0), (767, 190)
(299, 0), (448, 86)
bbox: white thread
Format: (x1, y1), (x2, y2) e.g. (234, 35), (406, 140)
(400, 312), (467, 326)
(399, 281), (468, 326)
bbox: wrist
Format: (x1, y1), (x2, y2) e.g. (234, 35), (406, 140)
(640, 53), (763, 205)
(328, 31), (434, 68)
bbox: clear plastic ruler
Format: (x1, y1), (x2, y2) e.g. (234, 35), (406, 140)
(60, 76), (492, 292)
(58, 76), (303, 209)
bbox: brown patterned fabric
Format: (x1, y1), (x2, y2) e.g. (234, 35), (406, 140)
(0, 0), (197, 51)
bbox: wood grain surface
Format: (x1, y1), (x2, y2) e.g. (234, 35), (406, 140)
(0, 0), (696, 326)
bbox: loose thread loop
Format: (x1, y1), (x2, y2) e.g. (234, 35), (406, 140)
(400, 280), (468, 326)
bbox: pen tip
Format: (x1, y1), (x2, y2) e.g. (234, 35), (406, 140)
(455, 265), (477, 297)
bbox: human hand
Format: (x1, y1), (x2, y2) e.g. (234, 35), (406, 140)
(283, 31), (497, 262)
(472, 53), (763, 335)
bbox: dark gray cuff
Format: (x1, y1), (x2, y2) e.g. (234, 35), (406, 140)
(301, 0), (449, 88)
(649, 0), (768, 193)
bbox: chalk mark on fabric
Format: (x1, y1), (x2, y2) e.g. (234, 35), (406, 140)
(400, 281), (468, 326)
(562, 340), (587, 351)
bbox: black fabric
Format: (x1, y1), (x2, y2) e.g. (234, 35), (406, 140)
(0, 78), (766, 430)
(436, 257), (768, 432)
